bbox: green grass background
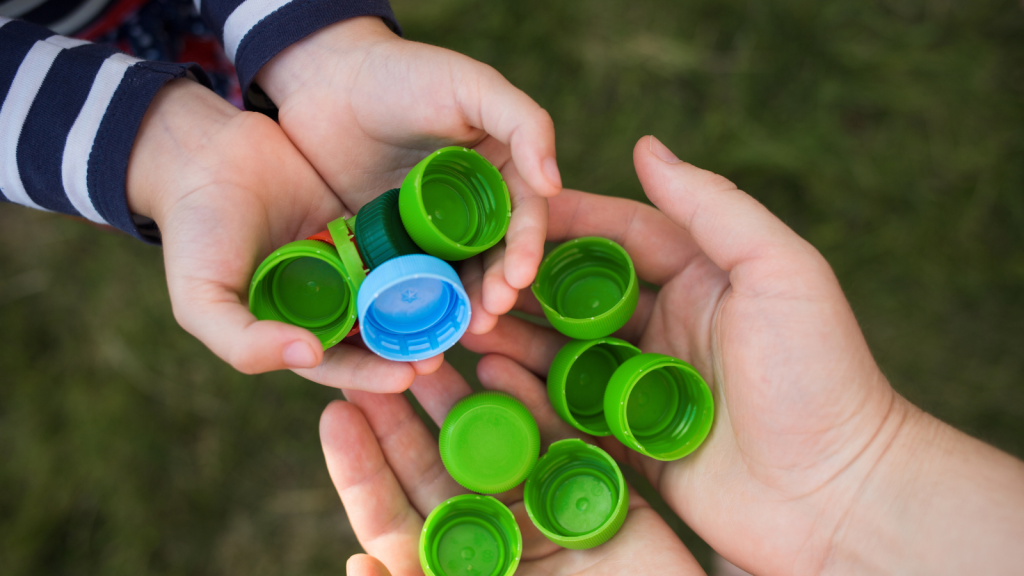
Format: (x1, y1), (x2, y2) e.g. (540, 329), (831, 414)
(2, 0), (1024, 573)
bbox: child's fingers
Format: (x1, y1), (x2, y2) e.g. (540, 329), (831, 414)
(343, 390), (467, 517)
(319, 401), (423, 575)
(499, 162), (549, 290)
(460, 256), (499, 335)
(481, 243), (518, 317)
(476, 354), (582, 446)
(291, 343), (418, 393)
(167, 280), (325, 375)
(453, 58), (561, 197)
(346, 555), (393, 576)
(460, 315), (568, 378)
(547, 189), (705, 286)
(408, 361), (475, 427)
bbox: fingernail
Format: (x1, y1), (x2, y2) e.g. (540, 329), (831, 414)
(542, 157), (562, 189)
(283, 341), (319, 368)
(649, 135), (681, 164)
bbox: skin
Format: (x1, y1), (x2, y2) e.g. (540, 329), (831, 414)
(325, 136), (1024, 575)
(126, 16), (560, 389)
(256, 16), (562, 334)
(127, 79), (441, 390)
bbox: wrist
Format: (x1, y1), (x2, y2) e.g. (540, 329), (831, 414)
(254, 16), (398, 106)
(824, 400), (1024, 574)
(126, 79), (240, 222)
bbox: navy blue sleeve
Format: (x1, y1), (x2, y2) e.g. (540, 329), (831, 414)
(195, 0), (400, 110)
(0, 17), (210, 242)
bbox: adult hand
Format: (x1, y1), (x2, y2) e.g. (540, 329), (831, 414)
(319, 360), (707, 575)
(255, 16), (561, 335)
(127, 79), (441, 392)
(460, 136), (1024, 574)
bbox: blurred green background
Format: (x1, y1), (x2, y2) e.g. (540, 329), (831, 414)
(3, 0), (1024, 573)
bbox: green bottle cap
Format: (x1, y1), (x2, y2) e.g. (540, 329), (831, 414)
(523, 439), (628, 550)
(439, 392), (541, 494)
(547, 338), (641, 436)
(604, 354), (714, 461)
(248, 239), (359, 349)
(353, 188), (423, 270)
(531, 237), (639, 339)
(399, 147), (511, 261)
(419, 494), (522, 576)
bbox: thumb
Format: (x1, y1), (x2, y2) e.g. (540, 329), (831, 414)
(166, 273), (324, 374)
(346, 554), (393, 576)
(633, 136), (830, 288)
(453, 57), (562, 197)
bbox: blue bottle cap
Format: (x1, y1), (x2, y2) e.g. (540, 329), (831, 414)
(357, 254), (471, 361)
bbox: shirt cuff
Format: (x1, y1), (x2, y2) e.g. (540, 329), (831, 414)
(198, 0), (400, 112)
(0, 17), (211, 244)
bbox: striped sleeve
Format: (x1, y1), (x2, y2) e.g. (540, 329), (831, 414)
(0, 16), (209, 242)
(196, 0), (400, 108)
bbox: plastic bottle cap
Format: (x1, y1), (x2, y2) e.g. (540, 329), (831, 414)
(354, 188), (423, 270)
(547, 338), (641, 436)
(523, 439), (628, 550)
(439, 392), (541, 494)
(604, 354), (714, 461)
(531, 237), (639, 339)
(357, 254), (470, 361)
(419, 494), (522, 576)
(249, 239), (360, 349)
(399, 147), (510, 261)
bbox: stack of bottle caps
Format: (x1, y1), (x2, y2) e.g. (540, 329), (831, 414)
(248, 147), (511, 361)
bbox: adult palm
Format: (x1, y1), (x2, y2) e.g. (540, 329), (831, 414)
(257, 16), (562, 329)
(461, 136), (904, 575)
(321, 360), (706, 576)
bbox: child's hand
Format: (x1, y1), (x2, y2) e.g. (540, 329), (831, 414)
(254, 16), (561, 334)
(127, 79), (441, 392)
(460, 136), (1024, 574)
(319, 362), (707, 576)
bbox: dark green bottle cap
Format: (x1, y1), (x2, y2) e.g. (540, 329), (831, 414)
(399, 147), (510, 261)
(604, 354), (714, 461)
(353, 188), (423, 270)
(439, 392), (540, 494)
(419, 494), (522, 576)
(532, 237), (639, 339)
(523, 439), (628, 549)
(547, 338), (641, 436)
(248, 239), (359, 349)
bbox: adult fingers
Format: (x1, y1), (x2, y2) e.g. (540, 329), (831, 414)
(320, 401), (422, 575)
(453, 57), (561, 197)
(346, 555), (393, 576)
(344, 389), (466, 517)
(635, 136), (835, 293)
(546, 188), (705, 286)
(460, 315), (567, 378)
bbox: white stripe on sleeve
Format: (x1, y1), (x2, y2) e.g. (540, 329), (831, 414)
(46, 34), (91, 50)
(0, 15), (11, 27)
(61, 53), (140, 224)
(193, 0), (201, 17)
(222, 0), (293, 63)
(0, 40), (62, 211)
